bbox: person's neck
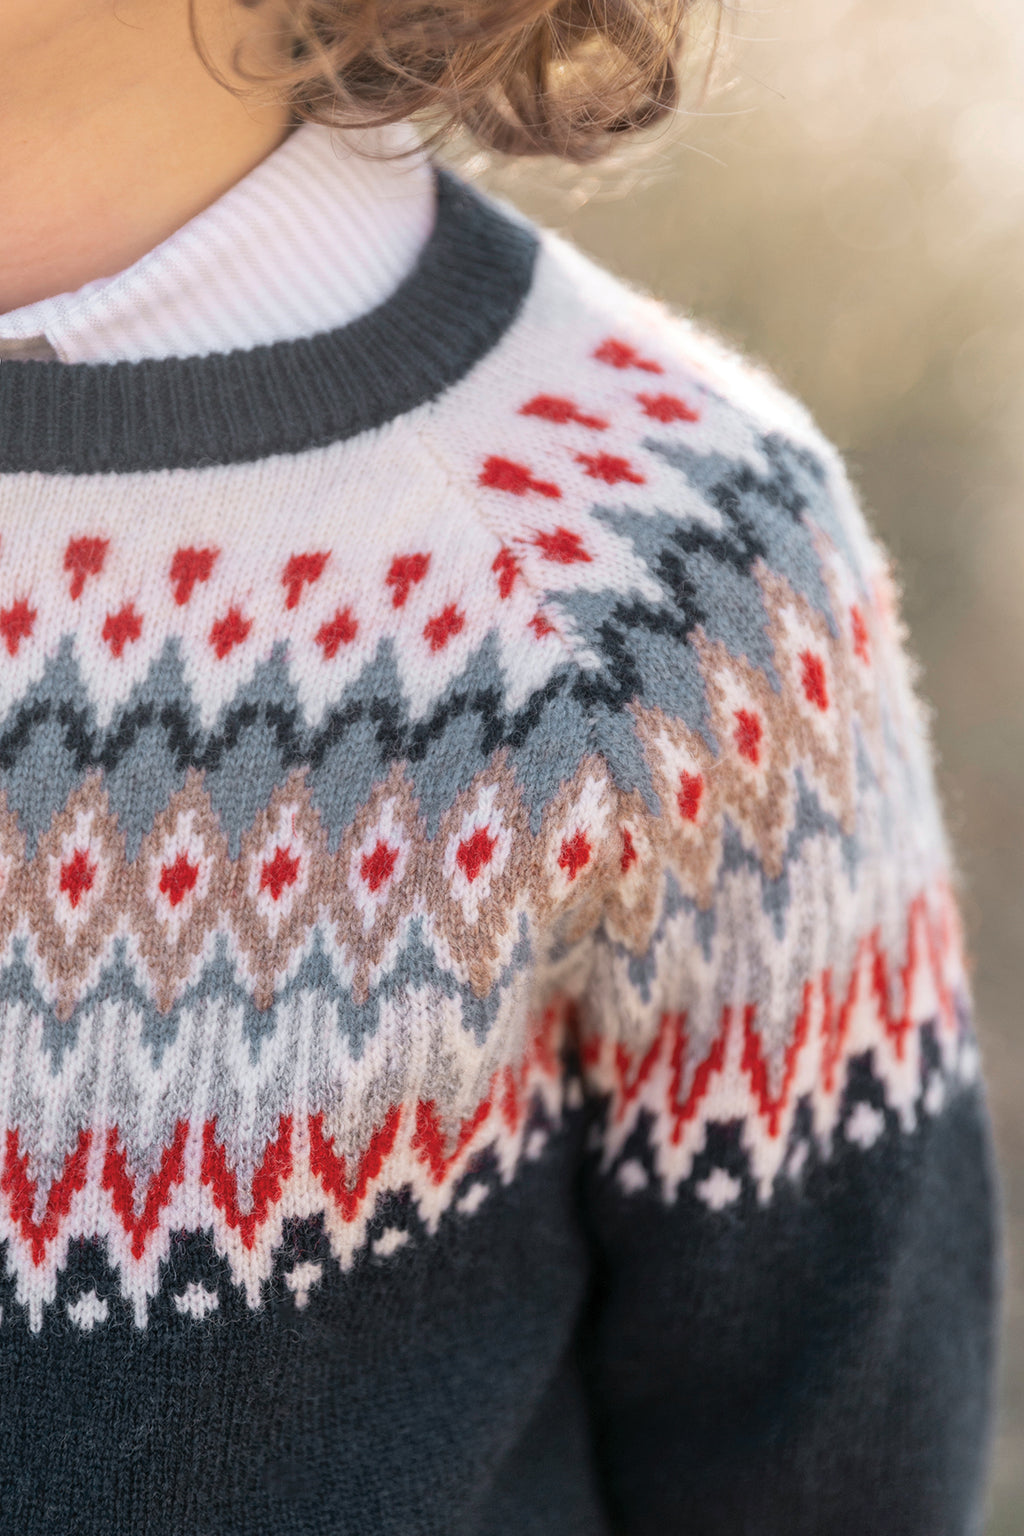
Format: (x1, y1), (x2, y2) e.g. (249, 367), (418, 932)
(0, 0), (292, 313)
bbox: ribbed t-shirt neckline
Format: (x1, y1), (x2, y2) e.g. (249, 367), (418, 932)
(0, 123), (437, 365)
(0, 172), (538, 477)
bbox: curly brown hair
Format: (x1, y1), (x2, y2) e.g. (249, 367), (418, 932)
(226, 1), (705, 162)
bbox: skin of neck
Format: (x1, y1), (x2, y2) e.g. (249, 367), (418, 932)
(0, 0), (293, 312)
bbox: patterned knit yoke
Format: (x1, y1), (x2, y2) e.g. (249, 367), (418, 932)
(0, 172), (997, 1535)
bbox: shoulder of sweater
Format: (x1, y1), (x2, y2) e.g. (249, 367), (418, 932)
(416, 214), (888, 702)
(440, 216), (845, 467)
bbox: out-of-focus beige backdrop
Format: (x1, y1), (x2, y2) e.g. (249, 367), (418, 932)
(481, 1), (1024, 1526)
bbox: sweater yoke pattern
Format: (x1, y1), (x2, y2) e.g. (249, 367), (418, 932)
(0, 179), (979, 1346)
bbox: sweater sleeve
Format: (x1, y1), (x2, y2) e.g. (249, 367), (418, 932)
(571, 418), (999, 1535)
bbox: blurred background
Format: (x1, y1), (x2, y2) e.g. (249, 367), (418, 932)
(476, 0), (1024, 1526)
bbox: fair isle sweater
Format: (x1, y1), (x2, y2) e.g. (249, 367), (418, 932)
(0, 128), (998, 1536)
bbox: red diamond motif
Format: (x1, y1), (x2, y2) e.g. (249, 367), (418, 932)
(159, 853), (199, 908)
(800, 650), (829, 711)
(734, 709), (763, 766)
(456, 828), (497, 883)
(558, 831), (591, 881)
(361, 840), (399, 893)
(60, 849), (96, 908)
(260, 845), (300, 901)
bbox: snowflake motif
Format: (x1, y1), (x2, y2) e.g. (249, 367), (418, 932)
(66, 1290), (109, 1332)
(174, 1282), (220, 1319)
(285, 1262), (323, 1310)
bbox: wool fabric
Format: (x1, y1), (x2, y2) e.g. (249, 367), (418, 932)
(0, 162), (998, 1535)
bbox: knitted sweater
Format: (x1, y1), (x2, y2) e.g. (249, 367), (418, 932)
(0, 164), (997, 1535)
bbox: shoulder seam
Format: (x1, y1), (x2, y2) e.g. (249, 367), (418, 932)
(413, 417), (595, 693)
(414, 416), (620, 890)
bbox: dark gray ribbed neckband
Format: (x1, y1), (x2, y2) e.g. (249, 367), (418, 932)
(0, 171), (538, 476)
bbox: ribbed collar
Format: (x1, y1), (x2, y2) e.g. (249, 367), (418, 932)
(0, 171), (538, 476)
(0, 123), (435, 365)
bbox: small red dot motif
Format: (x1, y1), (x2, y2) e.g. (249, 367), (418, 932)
(386, 553), (430, 610)
(424, 604), (465, 652)
(620, 827), (638, 873)
(0, 599), (36, 657)
(851, 605), (870, 663)
(594, 338), (663, 374)
(456, 828), (497, 883)
(637, 392), (699, 424)
(103, 604), (142, 658)
(361, 840), (399, 894)
(558, 830), (591, 881)
(479, 457), (561, 500)
(677, 771), (704, 823)
(315, 608), (358, 659)
(159, 854), (199, 908)
(576, 452), (645, 486)
(282, 552), (329, 611)
(60, 849), (96, 909)
(492, 547), (520, 599)
(800, 650), (829, 711)
(260, 846), (300, 901)
(529, 612), (556, 639)
(64, 536), (109, 600)
(520, 395), (608, 431)
(209, 608), (251, 659)
(734, 709), (763, 766)
(533, 527), (591, 565)
(170, 547), (218, 606)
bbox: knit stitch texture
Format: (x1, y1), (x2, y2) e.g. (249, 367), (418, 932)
(0, 170), (998, 1535)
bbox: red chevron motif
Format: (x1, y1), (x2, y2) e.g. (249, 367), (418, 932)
(820, 893), (957, 1093)
(613, 1031), (664, 1112)
(103, 1121), (188, 1261)
(740, 988), (814, 1139)
(2, 1128), (92, 1265)
(309, 1106), (402, 1222)
(411, 1096), (494, 1185)
(596, 1010), (729, 1144)
(201, 1115), (294, 1249)
(500, 1003), (566, 1132)
(666, 1013), (730, 1145)
(594, 888), (959, 1150)
(0, 894), (961, 1322)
